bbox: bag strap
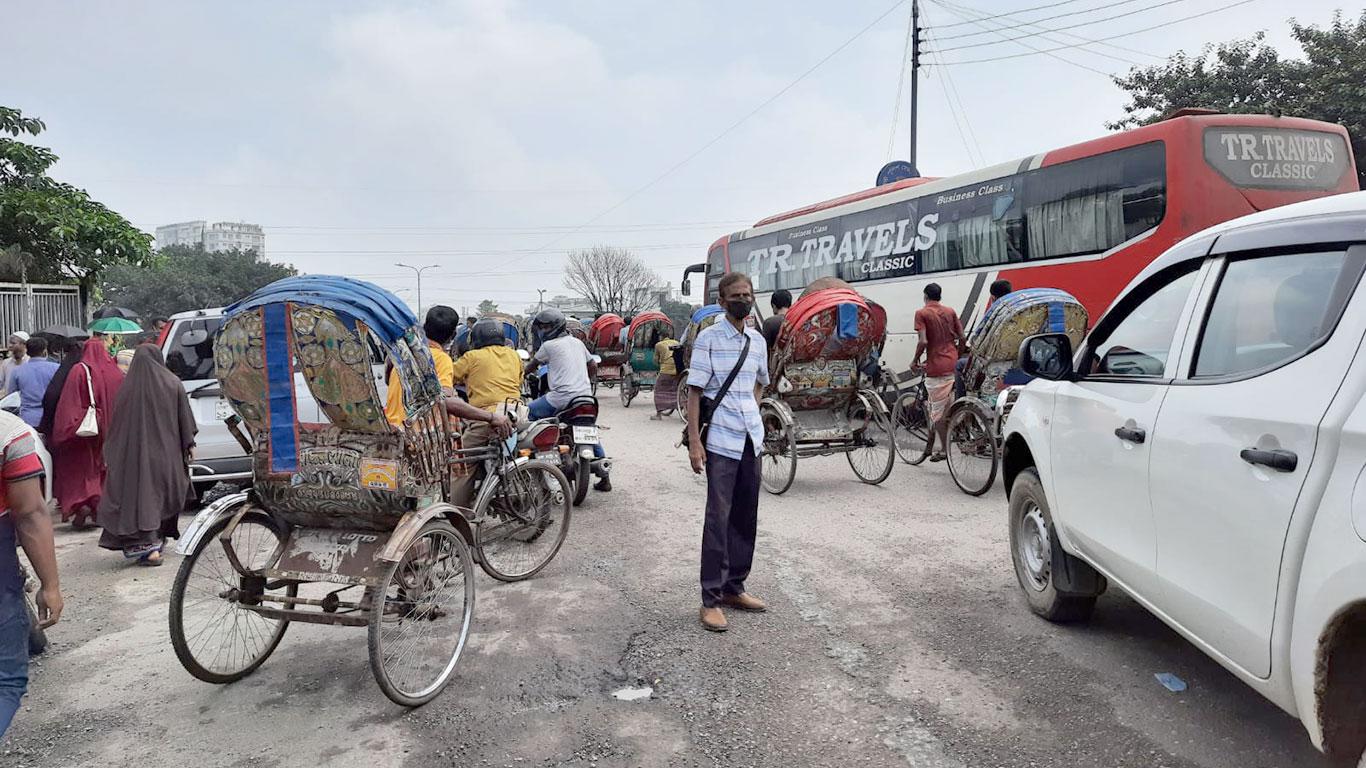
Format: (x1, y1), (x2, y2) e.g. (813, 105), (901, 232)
(82, 363), (96, 406)
(709, 333), (751, 412)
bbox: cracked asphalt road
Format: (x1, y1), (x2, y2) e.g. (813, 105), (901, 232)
(2, 395), (1328, 767)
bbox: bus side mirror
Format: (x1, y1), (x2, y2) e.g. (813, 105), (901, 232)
(1018, 333), (1074, 381)
(681, 278), (691, 297)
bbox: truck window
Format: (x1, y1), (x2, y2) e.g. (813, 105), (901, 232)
(165, 318), (224, 381)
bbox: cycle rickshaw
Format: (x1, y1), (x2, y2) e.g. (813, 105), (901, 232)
(169, 276), (571, 706)
(941, 288), (1088, 496)
(620, 311), (675, 408)
(759, 283), (896, 494)
(587, 313), (627, 392)
(456, 315), (520, 352)
(675, 304), (723, 421)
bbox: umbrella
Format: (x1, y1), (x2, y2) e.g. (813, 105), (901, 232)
(88, 317), (143, 335)
(39, 324), (90, 340)
(93, 306), (139, 321)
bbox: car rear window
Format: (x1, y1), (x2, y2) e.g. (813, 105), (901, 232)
(165, 317), (223, 382)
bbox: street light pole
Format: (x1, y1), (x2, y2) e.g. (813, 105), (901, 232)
(395, 262), (439, 315)
(537, 288), (546, 311)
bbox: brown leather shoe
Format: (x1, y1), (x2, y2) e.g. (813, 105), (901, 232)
(720, 593), (767, 612)
(699, 606), (728, 632)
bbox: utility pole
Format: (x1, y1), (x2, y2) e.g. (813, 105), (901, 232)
(537, 288), (546, 312)
(909, 0), (922, 171)
(395, 262), (438, 315)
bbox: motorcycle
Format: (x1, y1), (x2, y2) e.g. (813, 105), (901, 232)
(523, 396), (603, 507)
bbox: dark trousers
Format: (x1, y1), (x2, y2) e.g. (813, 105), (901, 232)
(700, 438), (760, 607)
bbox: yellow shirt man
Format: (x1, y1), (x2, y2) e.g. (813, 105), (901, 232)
(385, 340), (455, 426)
(655, 338), (680, 376)
(450, 344), (524, 411)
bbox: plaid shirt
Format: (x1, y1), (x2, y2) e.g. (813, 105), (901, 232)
(687, 320), (769, 460)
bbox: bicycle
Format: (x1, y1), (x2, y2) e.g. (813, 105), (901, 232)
(450, 412), (573, 583)
(874, 364), (932, 466)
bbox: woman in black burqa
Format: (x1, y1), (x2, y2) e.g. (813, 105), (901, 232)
(96, 345), (197, 565)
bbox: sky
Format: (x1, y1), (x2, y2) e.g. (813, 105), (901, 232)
(4, 0), (1353, 315)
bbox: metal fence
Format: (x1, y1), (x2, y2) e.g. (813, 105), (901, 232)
(0, 282), (84, 338)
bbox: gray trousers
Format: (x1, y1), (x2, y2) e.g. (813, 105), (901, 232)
(700, 438), (760, 607)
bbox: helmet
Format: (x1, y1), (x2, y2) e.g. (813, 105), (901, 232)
(469, 319), (506, 350)
(532, 307), (568, 341)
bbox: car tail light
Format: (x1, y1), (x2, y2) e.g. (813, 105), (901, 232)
(532, 426), (559, 450)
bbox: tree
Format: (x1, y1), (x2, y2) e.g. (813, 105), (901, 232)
(562, 245), (661, 317)
(477, 298), (500, 315)
(658, 295), (697, 335)
(1110, 12), (1366, 187)
(99, 244), (296, 320)
(0, 106), (152, 287)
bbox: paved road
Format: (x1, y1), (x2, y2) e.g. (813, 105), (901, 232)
(4, 394), (1328, 767)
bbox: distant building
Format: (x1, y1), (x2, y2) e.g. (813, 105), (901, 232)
(524, 294), (598, 319)
(156, 220), (266, 256)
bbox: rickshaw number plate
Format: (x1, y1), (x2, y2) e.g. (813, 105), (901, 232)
(214, 399), (234, 421)
(573, 426), (599, 444)
(268, 528), (388, 586)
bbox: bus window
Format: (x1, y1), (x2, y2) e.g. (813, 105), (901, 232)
(1024, 141), (1166, 261)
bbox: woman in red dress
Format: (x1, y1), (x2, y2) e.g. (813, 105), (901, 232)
(50, 337), (124, 528)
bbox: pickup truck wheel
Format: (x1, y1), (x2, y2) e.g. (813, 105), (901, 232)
(1009, 468), (1097, 623)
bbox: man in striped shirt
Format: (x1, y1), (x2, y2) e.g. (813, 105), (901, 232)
(686, 272), (770, 633)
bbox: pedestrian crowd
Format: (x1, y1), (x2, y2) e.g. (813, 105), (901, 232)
(0, 320), (201, 736)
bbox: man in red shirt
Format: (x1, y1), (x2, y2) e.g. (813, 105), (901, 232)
(911, 283), (964, 461)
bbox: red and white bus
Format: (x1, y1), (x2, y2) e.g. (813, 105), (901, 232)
(682, 112), (1358, 371)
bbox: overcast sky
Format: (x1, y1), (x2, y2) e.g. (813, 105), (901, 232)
(4, 0), (1352, 314)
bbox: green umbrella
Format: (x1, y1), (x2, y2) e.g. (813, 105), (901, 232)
(88, 317), (143, 335)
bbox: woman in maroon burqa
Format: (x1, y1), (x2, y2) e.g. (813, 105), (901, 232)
(97, 345), (196, 564)
(52, 336), (124, 529)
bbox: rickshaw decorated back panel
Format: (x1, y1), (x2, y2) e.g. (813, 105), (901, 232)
(771, 286), (885, 411)
(963, 288), (1088, 406)
(217, 276), (448, 530)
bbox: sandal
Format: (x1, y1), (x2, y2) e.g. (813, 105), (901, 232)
(137, 551), (164, 567)
(929, 453), (947, 463)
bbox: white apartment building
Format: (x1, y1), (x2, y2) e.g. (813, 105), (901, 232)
(156, 220), (266, 255)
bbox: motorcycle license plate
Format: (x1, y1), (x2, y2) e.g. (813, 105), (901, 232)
(572, 426), (600, 444)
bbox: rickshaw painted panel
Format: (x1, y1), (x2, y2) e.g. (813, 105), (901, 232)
(269, 527), (389, 586)
(780, 359), (857, 411)
(290, 305), (387, 431)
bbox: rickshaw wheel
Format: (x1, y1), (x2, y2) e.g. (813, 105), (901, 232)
(169, 512), (296, 684)
(760, 405), (796, 495)
(846, 392), (896, 485)
(475, 460), (572, 582)
(947, 400), (998, 496)
(620, 376), (635, 407)
(892, 390), (931, 465)
(676, 374), (690, 421)
(369, 520), (475, 707)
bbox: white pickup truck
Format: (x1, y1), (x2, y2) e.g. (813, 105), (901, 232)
(1002, 191), (1366, 764)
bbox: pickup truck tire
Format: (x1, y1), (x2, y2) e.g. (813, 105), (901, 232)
(1008, 468), (1098, 623)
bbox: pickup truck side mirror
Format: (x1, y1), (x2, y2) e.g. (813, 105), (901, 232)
(1018, 333), (1074, 381)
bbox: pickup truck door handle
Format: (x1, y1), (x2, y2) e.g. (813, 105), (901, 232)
(1240, 448), (1298, 473)
(1114, 426), (1146, 444)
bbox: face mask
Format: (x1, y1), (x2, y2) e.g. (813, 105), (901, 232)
(725, 300), (752, 321)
